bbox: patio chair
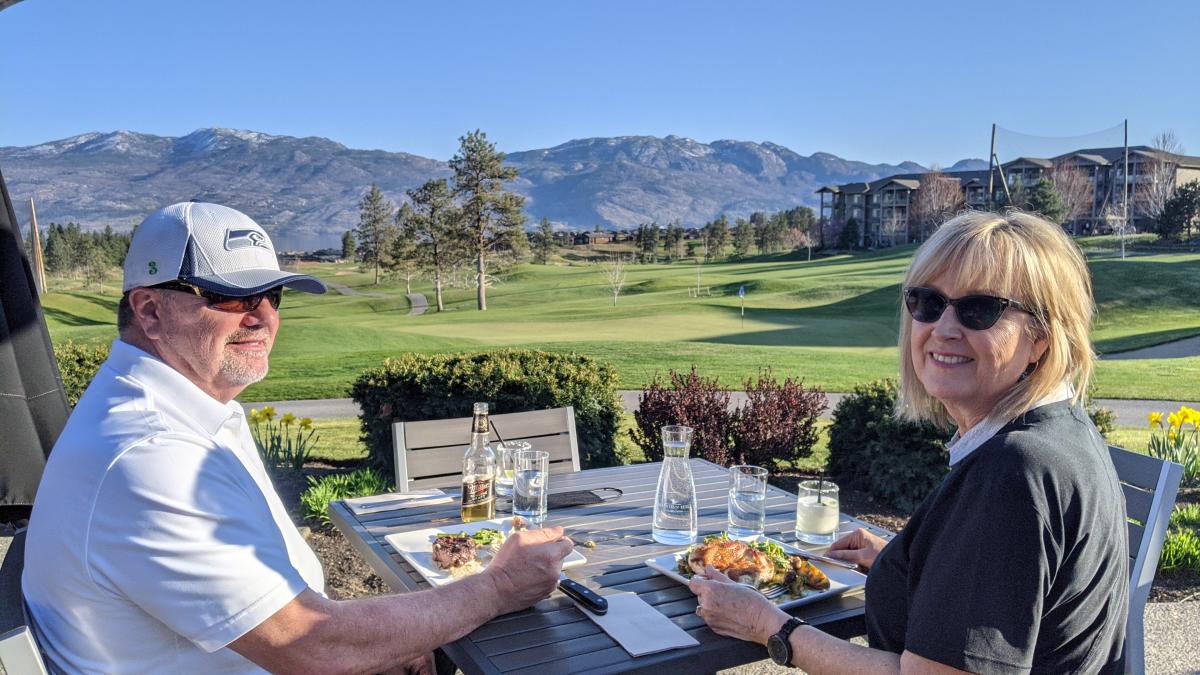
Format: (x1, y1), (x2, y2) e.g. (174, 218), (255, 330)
(393, 406), (581, 490)
(0, 529), (49, 675)
(1108, 444), (1184, 675)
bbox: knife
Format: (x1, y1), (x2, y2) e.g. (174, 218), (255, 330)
(559, 575), (608, 615)
(791, 549), (863, 572)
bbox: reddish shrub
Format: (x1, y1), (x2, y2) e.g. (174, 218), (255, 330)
(732, 371), (826, 467)
(631, 367), (733, 465)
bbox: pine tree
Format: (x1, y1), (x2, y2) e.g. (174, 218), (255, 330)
(535, 217), (554, 264)
(1024, 178), (1067, 224)
(341, 231), (356, 261)
(449, 130), (526, 311)
(708, 214), (730, 260)
(406, 178), (462, 311)
(646, 223), (661, 263)
(354, 185), (397, 285)
(733, 218), (755, 257)
(389, 203), (420, 294)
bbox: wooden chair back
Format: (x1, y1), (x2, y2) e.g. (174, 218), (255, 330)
(393, 406), (580, 490)
(1108, 445), (1184, 675)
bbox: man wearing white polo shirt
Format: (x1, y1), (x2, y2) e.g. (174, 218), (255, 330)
(23, 202), (572, 674)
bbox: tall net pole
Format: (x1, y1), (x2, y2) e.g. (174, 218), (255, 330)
(1122, 119), (1129, 260)
(987, 124), (996, 208)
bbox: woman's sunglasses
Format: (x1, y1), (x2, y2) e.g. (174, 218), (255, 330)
(903, 286), (1035, 331)
(153, 281), (282, 313)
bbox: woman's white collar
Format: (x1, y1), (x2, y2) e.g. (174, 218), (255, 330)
(947, 381), (1074, 466)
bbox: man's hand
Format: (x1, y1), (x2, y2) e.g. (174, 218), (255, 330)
(825, 527), (888, 570)
(482, 527), (574, 615)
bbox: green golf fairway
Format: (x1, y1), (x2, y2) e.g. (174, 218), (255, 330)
(40, 245), (1200, 401)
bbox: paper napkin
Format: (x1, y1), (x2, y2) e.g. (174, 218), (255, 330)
(573, 591), (698, 656)
(345, 489), (453, 515)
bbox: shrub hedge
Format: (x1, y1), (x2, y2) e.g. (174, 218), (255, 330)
(351, 349), (626, 476)
(53, 340), (110, 406)
(631, 368), (733, 465)
(630, 367), (826, 467)
(827, 379), (948, 513)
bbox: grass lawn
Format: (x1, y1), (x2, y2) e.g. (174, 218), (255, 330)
(40, 244), (1200, 401)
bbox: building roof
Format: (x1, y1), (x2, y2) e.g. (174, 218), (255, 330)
(874, 178), (920, 190)
(1060, 152), (1112, 166)
(1003, 157), (1054, 169)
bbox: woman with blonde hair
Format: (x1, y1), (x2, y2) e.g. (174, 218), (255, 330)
(691, 211), (1128, 674)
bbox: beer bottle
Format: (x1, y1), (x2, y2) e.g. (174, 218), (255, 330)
(461, 402), (497, 522)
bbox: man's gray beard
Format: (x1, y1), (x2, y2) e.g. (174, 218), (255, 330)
(220, 328), (271, 385)
(219, 355), (268, 386)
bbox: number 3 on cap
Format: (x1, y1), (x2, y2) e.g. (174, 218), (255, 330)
(148, 261), (158, 275)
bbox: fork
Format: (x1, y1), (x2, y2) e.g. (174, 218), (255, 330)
(760, 584), (788, 599)
(737, 581), (788, 599)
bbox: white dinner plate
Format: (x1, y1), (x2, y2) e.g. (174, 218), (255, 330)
(644, 535), (867, 610)
(386, 517), (587, 587)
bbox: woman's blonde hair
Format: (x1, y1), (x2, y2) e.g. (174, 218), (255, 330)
(897, 210), (1096, 430)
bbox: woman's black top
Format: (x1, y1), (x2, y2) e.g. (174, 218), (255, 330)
(865, 401), (1128, 674)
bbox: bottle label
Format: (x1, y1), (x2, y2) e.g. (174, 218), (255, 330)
(472, 415), (489, 435)
(462, 477), (493, 507)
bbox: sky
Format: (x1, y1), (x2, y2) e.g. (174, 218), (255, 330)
(2, 0), (1199, 166)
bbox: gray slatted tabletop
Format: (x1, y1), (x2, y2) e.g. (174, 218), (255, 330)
(329, 458), (893, 675)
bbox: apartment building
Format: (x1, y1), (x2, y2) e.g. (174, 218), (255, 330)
(816, 145), (1200, 246)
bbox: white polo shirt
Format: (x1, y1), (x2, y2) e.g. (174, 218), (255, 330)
(23, 340), (325, 674)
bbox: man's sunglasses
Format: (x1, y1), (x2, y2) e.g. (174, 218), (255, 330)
(152, 281), (282, 313)
(903, 286), (1035, 331)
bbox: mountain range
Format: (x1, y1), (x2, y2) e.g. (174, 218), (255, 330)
(0, 129), (986, 250)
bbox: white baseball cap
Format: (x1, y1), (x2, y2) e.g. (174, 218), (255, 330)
(123, 202), (326, 295)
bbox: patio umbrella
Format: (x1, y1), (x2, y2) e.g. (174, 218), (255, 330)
(0, 162), (69, 516)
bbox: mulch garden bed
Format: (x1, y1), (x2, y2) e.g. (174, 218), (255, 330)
(275, 466), (1200, 604)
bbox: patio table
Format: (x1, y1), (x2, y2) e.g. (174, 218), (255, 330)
(329, 458), (894, 675)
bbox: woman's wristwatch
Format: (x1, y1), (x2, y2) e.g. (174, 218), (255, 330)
(766, 616), (807, 667)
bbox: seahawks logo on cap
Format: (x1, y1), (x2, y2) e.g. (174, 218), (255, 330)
(224, 229), (269, 251)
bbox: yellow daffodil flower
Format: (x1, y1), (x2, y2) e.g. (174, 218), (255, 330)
(249, 408), (261, 423)
(262, 406), (276, 420)
(1148, 411), (1163, 428)
(281, 413), (296, 426)
(300, 418), (313, 430)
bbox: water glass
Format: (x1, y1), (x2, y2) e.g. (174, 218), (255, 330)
(795, 480), (840, 545)
(495, 440), (530, 497)
(513, 449), (549, 526)
(727, 465), (768, 538)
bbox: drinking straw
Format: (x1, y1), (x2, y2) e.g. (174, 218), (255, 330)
(817, 476), (824, 505)
(491, 420), (508, 447)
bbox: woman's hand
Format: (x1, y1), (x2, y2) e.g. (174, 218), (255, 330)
(688, 566), (790, 645)
(825, 527), (888, 570)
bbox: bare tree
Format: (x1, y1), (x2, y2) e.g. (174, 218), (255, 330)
(601, 255), (628, 306)
(879, 210), (907, 247)
(782, 227), (813, 261)
(1136, 131), (1184, 227)
(1048, 160), (1094, 235)
(1100, 202), (1132, 260)
(909, 170), (965, 240)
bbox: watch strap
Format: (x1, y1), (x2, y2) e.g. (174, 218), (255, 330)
(769, 616), (807, 667)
